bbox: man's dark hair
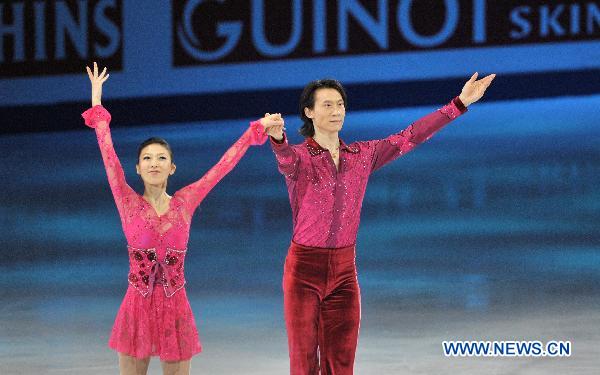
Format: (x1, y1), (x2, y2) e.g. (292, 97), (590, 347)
(137, 137), (174, 163)
(299, 79), (347, 138)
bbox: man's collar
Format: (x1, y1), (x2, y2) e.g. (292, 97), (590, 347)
(305, 137), (359, 156)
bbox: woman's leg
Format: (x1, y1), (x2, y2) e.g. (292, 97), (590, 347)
(161, 359), (191, 375)
(118, 353), (150, 375)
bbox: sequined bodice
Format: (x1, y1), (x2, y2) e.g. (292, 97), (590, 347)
(121, 193), (191, 297)
(82, 105), (267, 297)
(270, 97), (467, 248)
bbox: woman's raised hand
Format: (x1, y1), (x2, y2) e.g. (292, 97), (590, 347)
(86, 62), (109, 107)
(458, 72), (496, 107)
(261, 113), (285, 141)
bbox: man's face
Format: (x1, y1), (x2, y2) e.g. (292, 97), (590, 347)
(305, 88), (346, 135)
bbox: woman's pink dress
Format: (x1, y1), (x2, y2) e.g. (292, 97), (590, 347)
(82, 105), (267, 361)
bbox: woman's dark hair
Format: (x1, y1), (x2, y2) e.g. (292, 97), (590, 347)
(137, 137), (174, 163)
(299, 79), (347, 138)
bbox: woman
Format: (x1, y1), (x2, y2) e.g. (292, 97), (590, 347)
(265, 73), (496, 374)
(83, 62), (282, 375)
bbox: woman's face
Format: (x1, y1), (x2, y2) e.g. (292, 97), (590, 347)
(305, 88), (346, 135)
(136, 143), (176, 186)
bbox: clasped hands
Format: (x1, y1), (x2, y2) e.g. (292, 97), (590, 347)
(260, 113), (285, 141)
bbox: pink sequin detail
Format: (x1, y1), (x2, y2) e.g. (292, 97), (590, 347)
(127, 246), (187, 298)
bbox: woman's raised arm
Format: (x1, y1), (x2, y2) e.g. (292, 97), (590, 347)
(175, 114), (280, 215)
(82, 62), (135, 223)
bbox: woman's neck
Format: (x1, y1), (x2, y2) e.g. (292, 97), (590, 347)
(143, 183), (169, 202)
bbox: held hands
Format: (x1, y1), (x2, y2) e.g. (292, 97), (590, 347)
(86, 62), (109, 107)
(260, 113), (285, 141)
(458, 72), (496, 107)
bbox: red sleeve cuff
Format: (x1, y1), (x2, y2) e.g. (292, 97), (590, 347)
(81, 105), (111, 129)
(249, 120), (268, 145)
(453, 96), (467, 113)
(270, 132), (287, 145)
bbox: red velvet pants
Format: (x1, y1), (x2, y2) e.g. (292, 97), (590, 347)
(283, 242), (361, 375)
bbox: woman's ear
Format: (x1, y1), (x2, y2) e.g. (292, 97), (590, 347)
(135, 164), (140, 175)
(170, 163), (176, 175)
